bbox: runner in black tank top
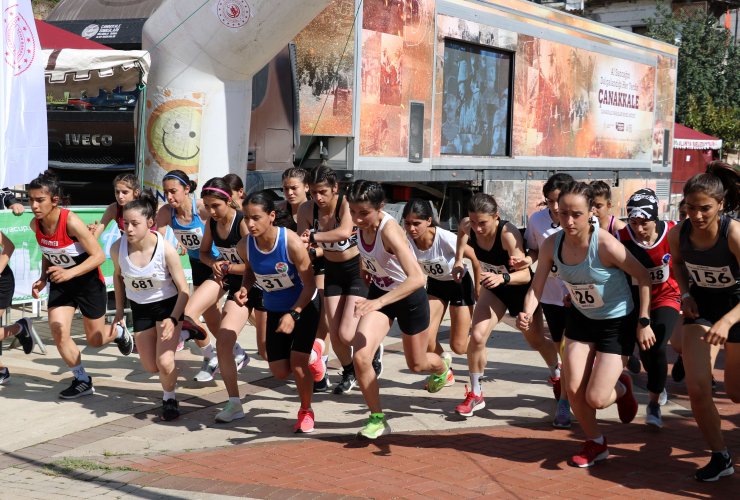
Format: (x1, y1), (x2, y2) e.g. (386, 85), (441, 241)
(669, 165), (740, 482)
(452, 192), (560, 418)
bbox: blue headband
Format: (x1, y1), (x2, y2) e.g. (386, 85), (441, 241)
(163, 173), (189, 187)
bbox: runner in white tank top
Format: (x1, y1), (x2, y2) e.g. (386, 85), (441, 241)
(347, 180), (451, 440)
(111, 192), (189, 422)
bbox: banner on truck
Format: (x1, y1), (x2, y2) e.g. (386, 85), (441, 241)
(1, 0), (47, 188)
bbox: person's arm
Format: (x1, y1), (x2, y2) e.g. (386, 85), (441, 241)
(311, 199), (355, 244)
(355, 219), (425, 318)
(611, 217), (627, 235)
(482, 222), (529, 288)
(155, 205), (171, 237)
(275, 231), (317, 334)
(110, 241), (126, 330)
(516, 235), (556, 331)
(199, 218), (220, 272)
(90, 203), (117, 239)
(234, 238), (257, 307)
(48, 213), (106, 284)
(511, 217), (536, 270)
(704, 220), (740, 345)
(2, 188), (24, 215)
(452, 217), (472, 282)
(161, 240), (190, 341)
(0, 231), (15, 274)
(296, 200), (313, 237)
(667, 222), (698, 319)
(599, 229), (655, 350)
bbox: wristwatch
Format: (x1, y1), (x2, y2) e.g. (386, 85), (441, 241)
(502, 272), (511, 285)
(309, 232), (316, 244)
(288, 309), (301, 322)
(638, 317), (651, 328)
(168, 316), (179, 326)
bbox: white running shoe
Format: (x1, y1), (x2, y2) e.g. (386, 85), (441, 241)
(234, 344), (249, 371)
(194, 355), (219, 382)
(658, 388), (668, 406)
(215, 400), (245, 423)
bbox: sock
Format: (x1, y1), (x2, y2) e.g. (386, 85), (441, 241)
(718, 448), (730, 459)
(233, 343), (244, 356)
(550, 363), (561, 379)
(470, 372), (483, 396)
(202, 343), (215, 359)
(592, 435), (604, 445)
(228, 396), (241, 405)
(163, 390), (176, 401)
(71, 365), (90, 382)
(342, 362), (355, 374)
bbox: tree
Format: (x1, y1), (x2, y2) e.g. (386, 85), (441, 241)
(646, 1), (740, 151)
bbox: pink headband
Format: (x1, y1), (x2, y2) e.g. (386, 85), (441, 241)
(202, 187), (232, 199)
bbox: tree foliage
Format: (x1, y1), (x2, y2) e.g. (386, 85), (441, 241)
(646, 1), (740, 150)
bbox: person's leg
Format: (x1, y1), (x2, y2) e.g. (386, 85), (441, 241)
(254, 310), (268, 361)
(82, 315), (114, 347)
(133, 329), (158, 373)
(325, 295), (353, 366)
(520, 306), (559, 376)
(466, 289), (506, 394)
(585, 351), (629, 411)
(562, 339), (598, 439)
(402, 329), (444, 374)
(448, 304), (472, 356)
(214, 300), (250, 398)
(48, 306), (82, 368)
(640, 307), (677, 405)
(426, 297), (447, 355)
(725, 344), (740, 403)
(291, 349), (313, 410)
(184, 280), (223, 333)
(353, 312), (393, 414)
(155, 320), (181, 393)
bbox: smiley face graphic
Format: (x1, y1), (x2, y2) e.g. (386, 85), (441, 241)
(146, 98), (203, 173)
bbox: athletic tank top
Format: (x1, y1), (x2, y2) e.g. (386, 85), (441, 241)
(469, 220), (513, 275)
(525, 208), (568, 305)
(247, 226), (302, 311)
(115, 204), (125, 232)
(35, 208), (104, 282)
(618, 221), (680, 311)
(607, 215), (616, 235)
(359, 213), (408, 291)
(210, 211), (245, 265)
(679, 215), (740, 295)
(408, 226), (462, 282)
(171, 197), (219, 260)
(554, 229), (633, 320)
(119, 232), (178, 305)
(312, 193), (358, 252)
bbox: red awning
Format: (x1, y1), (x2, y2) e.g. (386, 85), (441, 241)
(674, 123), (722, 150)
(35, 19), (111, 50)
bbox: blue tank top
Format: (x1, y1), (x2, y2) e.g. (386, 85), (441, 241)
(170, 197), (219, 260)
(247, 227), (303, 312)
(553, 228), (633, 320)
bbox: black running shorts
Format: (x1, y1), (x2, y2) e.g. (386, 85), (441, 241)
(0, 266), (14, 309)
(324, 255), (368, 298)
(130, 295), (181, 332)
(426, 272), (475, 307)
(266, 294), (321, 362)
(565, 307), (637, 355)
(189, 257), (213, 287)
(48, 271), (107, 319)
(684, 286), (740, 343)
(368, 284), (430, 335)
(541, 303), (567, 343)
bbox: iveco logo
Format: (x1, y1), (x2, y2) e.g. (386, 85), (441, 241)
(64, 134), (113, 146)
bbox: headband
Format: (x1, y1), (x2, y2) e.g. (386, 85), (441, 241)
(202, 187), (232, 199)
(163, 173), (189, 187)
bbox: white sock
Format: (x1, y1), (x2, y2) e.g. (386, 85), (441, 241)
(592, 435), (604, 445)
(71, 364), (90, 382)
(550, 363), (561, 379)
(163, 390), (176, 401)
(470, 372), (483, 396)
(202, 343), (215, 359)
(228, 396), (241, 405)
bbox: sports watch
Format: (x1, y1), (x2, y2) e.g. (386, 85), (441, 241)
(638, 317), (651, 328)
(289, 309), (301, 322)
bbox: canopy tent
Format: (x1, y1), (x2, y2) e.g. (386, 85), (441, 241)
(671, 124), (723, 194)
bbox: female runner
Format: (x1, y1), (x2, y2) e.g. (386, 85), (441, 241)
(29, 171), (134, 398)
(348, 181), (449, 440)
(403, 198), (480, 388)
(617, 189), (681, 429)
(668, 162), (740, 481)
(111, 192), (189, 421)
(591, 180), (625, 236)
(517, 181), (651, 468)
(155, 170), (221, 381)
(89, 173), (141, 238)
(453, 193), (559, 417)
(235, 192), (321, 432)
(298, 165), (367, 394)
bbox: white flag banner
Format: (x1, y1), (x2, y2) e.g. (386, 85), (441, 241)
(1, 0), (47, 188)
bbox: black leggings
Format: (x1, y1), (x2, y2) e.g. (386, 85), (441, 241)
(639, 306), (680, 395)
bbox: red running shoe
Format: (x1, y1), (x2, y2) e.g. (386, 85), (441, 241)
(455, 385), (485, 417)
(568, 438), (609, 468)
(294, 408), (315, 433)
(616, 373), (638, 424)
(308, 339), (326, 382)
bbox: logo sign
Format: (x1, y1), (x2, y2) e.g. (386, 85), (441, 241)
(3, 3), (36, 76)
(216, 0), (251, 29)
(275, 262), (289, 274)
(81, 24), (100, 39)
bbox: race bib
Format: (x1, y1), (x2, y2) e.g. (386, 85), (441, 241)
(173, 228), (202, 251)
(362, 256), (394, 289)
(255, 272), (295, 292)
(481, 262), (507, 275)
(685, 263), (736, 289)
(124, 275), (164, 291)
(319, 232), (357, 252)
(44, 250), (77, 268)
(419, 258), (450, 278)
(564, 283), (605, 309)
(217, 246), (243, 264)
(632, 263), (669, 286)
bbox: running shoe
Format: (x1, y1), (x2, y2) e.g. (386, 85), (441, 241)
(15, 318), (39, 355)
(568, 438), (609, 468)
(549, 376), (561, 401)
(616, 373), (638, 424)
(423, 368), (455, 390)
(695, 451), (735, 482)
(308, 339), (326, 382)
(357, 413), (391, 440)
(626, 353), (641, 374)
(552, 399), (572, 429)
(333, 368), (357, 395)
(175, 340), (185, 352)
(294, 408), (315, 433)
(658, 388), (668, 406)
(59, 377), (95, 399)
(426, 355), (451, 393)
(234, 345), (249, 371)
(671, 355), (685, 382)
(372, 344), (384, 379)
(0, 367), (9, 385)
(194, 355), (219, 382)
(161, 399), (180, 422)
(114, 324), (134, 356)
(181, 316), (208, 341)
(455, 385), (485, 417)
(645, 401), (662, 429)
(441, 352), (455, 387)
(215, 400), (245, 423)
(313, 373), (331, 393)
